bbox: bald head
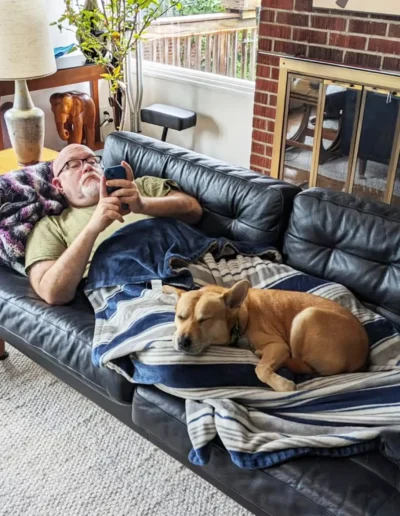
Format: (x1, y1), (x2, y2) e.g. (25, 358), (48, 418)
(52, 144), (95, 177)
(51, 143), (103, 208)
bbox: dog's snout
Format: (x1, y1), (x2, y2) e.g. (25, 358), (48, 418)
(178, 335), (192, 352)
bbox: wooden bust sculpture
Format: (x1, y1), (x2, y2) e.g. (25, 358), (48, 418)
(50, 91), (96, 149)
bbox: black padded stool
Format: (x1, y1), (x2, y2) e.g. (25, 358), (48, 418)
(141, 104), (197, 142)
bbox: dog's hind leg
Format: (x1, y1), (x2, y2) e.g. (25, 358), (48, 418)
(290, 307), (361, 375)
(255, 340), (296, 392)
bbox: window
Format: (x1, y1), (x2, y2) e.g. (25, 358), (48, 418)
(143, 1), (260, 81)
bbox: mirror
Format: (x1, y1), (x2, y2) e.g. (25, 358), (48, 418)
(282, 75), (322, 188)
(316, 85), (361, 192)
(351, 91), (400, 203)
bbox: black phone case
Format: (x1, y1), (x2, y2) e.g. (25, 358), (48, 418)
(104, 165), (127, 194)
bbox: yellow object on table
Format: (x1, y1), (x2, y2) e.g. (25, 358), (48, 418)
(0, 147), (59, 175)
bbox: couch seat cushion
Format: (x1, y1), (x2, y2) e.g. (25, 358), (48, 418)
(0, 266), (134, 402)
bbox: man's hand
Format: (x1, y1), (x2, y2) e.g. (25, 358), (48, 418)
(87, 176), (124, 235)
(106, 160), (203, 224)
(106, 161), (144, 215)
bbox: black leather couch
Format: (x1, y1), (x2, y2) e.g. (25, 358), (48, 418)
(1, 132), (400, 516)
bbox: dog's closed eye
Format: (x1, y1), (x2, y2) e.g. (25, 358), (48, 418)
(177, 314), (188, 321)
(197, 316), (212, 323)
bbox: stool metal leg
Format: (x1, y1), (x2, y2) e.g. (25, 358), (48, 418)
(161, 127), (168, 142)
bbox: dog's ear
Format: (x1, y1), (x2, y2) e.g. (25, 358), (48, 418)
(223, 280), (250, 309)
(163, 285), (186, 298)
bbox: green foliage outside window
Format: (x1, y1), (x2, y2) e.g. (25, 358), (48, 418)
(169, 0), (225, 16)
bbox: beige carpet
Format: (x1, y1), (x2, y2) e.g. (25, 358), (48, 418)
(0, 346), (251, 516)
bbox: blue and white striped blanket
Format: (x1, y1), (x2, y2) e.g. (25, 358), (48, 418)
(85, 219), (400, 469)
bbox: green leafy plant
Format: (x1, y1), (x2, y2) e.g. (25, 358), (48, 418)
(173, 0), (224, 15)
(53, 0), (181, 127)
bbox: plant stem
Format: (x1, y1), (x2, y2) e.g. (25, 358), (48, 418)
(110, 0), (115, 31)
(100, 0), (109, 28)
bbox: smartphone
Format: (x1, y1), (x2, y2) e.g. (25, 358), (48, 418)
(104, 165), (127, 195)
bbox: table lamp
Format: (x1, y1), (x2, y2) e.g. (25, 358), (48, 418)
(0, 0), (57, 166)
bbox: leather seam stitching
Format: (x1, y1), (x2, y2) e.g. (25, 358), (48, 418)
(202, 206), (276, 235)
(299, 191), (400, 224)
(285, 231), (400, 270)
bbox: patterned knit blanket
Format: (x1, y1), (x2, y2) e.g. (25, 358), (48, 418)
(0, 162), (67, 272)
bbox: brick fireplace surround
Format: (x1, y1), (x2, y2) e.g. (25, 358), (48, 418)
(251, 0), (400, 175)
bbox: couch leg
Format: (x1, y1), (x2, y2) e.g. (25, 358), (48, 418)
(0, 338), (8, 360)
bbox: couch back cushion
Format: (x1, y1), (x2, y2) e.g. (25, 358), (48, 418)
(102, 132), (300, 248)
(284, 188), (400, 325)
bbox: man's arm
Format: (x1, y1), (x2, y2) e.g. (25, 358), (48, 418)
(28, 225), (100, 305)
(29, 178), (124, 306)
(139, 190), (202, 225)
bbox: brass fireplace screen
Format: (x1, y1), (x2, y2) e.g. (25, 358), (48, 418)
(271, 59), (400, 206)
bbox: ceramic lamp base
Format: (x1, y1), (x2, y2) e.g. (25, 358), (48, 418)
(5, 79), (44, 166)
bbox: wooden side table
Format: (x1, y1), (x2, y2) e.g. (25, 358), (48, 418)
(0, 147), (59, 359)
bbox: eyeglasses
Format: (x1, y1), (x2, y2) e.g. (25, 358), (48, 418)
(60, 156), (102, 175)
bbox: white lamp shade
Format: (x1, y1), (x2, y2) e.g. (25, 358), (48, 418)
(0, 0), (57, 80)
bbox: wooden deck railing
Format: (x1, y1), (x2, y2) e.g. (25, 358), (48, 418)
(143, 26), (258, 81)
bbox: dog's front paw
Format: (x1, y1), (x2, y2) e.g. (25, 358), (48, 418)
(256, 364), (296, 392)
(273, 378), (296, 392)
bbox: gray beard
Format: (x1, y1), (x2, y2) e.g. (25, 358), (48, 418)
(81, 178), (100, 198)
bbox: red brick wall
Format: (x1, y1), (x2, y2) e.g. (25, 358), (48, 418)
(250, 0), (400, 174)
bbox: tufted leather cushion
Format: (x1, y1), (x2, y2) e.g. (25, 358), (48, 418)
(0, 266), (134, 402)
(102, 132), (301, 248)
(283, 188), (400, 326)
(133, 385), (400, 516)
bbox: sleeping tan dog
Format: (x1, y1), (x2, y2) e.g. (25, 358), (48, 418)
(163, 281), (369, 392)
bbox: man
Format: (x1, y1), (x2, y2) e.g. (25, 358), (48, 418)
(25, 144), (202, 306)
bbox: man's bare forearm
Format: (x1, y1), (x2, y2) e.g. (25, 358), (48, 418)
(140, 192), (202, 224)
(38, 226), (99, 305)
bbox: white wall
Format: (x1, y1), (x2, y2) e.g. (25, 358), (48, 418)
(46, 0), (76, 48)
(139, 64), (255, 168)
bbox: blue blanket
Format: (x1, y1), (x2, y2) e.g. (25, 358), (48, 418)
(85, 218), (277, 291)
(85, 219), (400, 469)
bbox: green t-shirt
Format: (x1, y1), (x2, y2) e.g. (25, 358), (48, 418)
(25, 176), (177, 277)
